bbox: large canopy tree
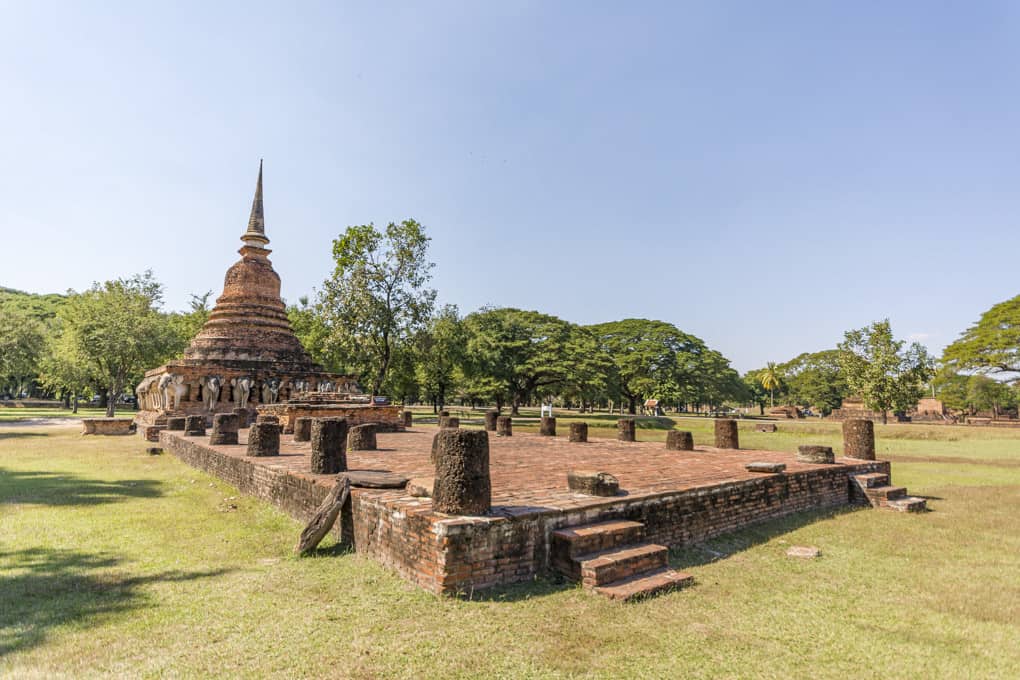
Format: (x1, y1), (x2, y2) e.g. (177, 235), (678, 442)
(838, 319), (934, 424)
(463, 307), (575, 414)
(943, 295), (1020, 383)
(316, 220), (436, 395)
(50, 272), (177, 416)
(588, 319), (708, 414)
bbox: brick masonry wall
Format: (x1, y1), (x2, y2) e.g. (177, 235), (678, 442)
(160, 432), (889, 596)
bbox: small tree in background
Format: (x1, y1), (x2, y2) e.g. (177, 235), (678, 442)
(317, 220), (436, 395)
(50, 272), (177, 417)
(758, 361), (782, 408)
(838, 319), (934, 425)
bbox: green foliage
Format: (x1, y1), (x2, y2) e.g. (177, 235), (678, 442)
(48, 272), (179, 416)
(758, 361), (783, 408)
(943, 295), (1020, 382)
(0, 286), (65, 323)
(777, 349), (848, 415)
(166, 291), (212, 358)
(414, 305), (467, 409)
(936, 369), (1016, 416)
(838, 319), (934, 424)
(316, 220), (436, 394)
(463, 307), (575, 414)
(589, 319), (714, 413)
(0, 309), (47, 397)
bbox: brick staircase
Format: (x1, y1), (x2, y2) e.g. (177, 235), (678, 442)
(853, 472), (927, 512)
(551, 520), (694, 601)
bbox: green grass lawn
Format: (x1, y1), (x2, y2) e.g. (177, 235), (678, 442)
(2, 422), (1019, 677)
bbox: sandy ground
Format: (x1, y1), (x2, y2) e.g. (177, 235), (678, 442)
(0, 418), (82, 428)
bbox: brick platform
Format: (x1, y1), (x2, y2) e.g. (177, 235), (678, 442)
(160, 427), (890, 596)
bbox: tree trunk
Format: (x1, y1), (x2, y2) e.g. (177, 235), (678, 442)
(881, 412), (888, 425)
(72, 394), (79, 414)
(106, 387), (116, 418)
(628, 396), (637, 415)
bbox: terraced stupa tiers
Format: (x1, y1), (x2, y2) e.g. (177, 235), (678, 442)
(135, 163), (368, 428)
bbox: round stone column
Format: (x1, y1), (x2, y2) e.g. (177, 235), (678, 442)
(843, 418), (876, 460)
(540, 417), (556, 436)
(569, 422), (588, 443)
(210, 413), (239, 445)
(311, 417), (348, 474)
(666, 430), (694, 451)
(348, 423), (378, 451)
(184, 415), (206, 437)
(617, 418), (636, 442)
(714, 419), (739, 449)
(432, 429), (491, 515)
(166, 417), (186, 431)
(484, 411), (498, 431)
(496, 416), (512, 437)
(247, 422), (280, 457)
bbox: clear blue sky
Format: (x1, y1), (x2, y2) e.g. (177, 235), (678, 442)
(2, 1), (1018, 372)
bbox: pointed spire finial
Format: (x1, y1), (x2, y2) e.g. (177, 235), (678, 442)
(241, 159), (269, 247)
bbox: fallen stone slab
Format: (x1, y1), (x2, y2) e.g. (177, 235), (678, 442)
(406, 477), (434, 497)
(797, 445), (835, 464)
(745, 462), (786, 474)
(567, 470), (620, 497)
(297, 474), (351, 555)
(145, 447), (163, 456)
(755, 423), (777, 433)
(786, 546), (821, 559)
(346, 471), (411, 489)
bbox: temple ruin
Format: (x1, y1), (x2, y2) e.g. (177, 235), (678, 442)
(135, 163), (398, 433)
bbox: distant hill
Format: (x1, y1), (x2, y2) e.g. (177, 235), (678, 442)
(0, 286), (66, 321)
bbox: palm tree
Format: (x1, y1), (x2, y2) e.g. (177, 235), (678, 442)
(759, 362), (782, 408)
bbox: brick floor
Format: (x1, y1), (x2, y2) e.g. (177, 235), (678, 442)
(184, 425), (879, 518)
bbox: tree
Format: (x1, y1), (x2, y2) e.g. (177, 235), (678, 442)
(0, 309), (46, 398)
(778, 349), (848, 415)
(415, 305), (467, 411)
(966, 375), (1014, 417)
(589, 319), (707, 414)
(943, 295), (1020, 383)
(317, 220), (436, 395)
(50, 272), (177, 417)
(838, 319), (934, 424)
(167, 290), (212, 357)
(463, 308), (575, 414)
(758, 361), (782, 408)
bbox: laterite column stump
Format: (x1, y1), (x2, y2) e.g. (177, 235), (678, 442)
(311, 417), (348, 474)
(247, 422), (281, 457)
(209, 414), (239, 445)
(843, 418), (876, 460)
(714, 419), (739, 449)
(432, 429), (491, 516)
(617, 418), (636, 442)
(569, 422), (588, 443)
(666, 430), (694, 451)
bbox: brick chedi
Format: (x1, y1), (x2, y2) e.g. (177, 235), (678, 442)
(135, 162), (357, 427)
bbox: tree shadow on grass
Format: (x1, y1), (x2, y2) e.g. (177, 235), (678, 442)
(0, 468), (162, 506)
(0, 432), (50, 441)
(668, 505), (863, 570)
(0, 547), (231, 657)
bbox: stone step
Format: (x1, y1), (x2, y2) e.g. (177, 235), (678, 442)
(886, 496), (927, 513)
(865, 485), (908, 505)
(854, 472), (890, 489)
(593, 568), (695, 602)
(551, 520), (646, 579)
(579, 543), (669, 588)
